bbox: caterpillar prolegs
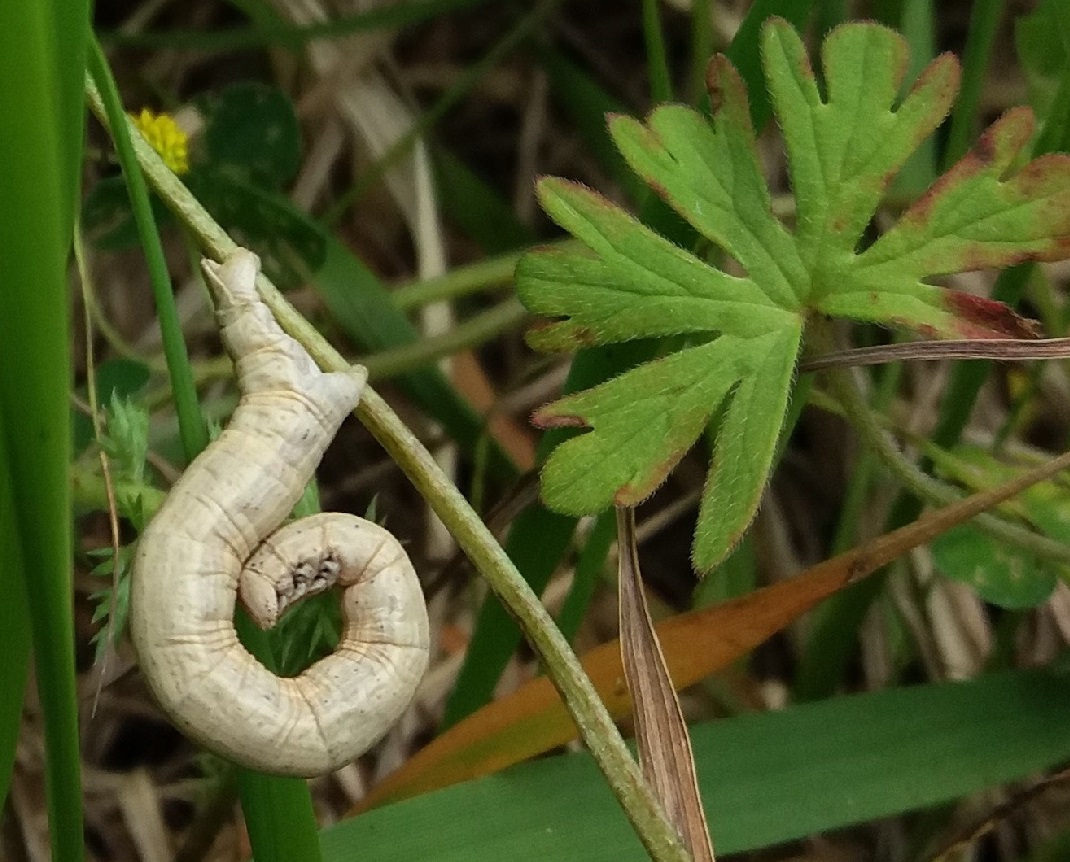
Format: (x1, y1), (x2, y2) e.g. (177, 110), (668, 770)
(131, 250), (429, 777)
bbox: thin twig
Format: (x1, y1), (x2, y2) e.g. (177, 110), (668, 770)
(809, 321), (1070, 566)
(73, 229), (122, 718)
(800, 336), (1070, 373)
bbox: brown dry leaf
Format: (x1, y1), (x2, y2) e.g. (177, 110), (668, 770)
(354, 448), (1070, 813)
(618, 506), (714, 862)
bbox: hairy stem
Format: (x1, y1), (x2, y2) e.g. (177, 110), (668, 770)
(809, 322), (1070, 566)
(85, 78), (689, 862)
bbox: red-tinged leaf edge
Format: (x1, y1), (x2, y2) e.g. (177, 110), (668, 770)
(613, 453), (681, 508)
(942, 290), (1044, 341)
(911, 109), (1036, 230)
(531, 405), (589, 430)
(524, 315), (602, 352)
(704, 53), (757, 124)
(901, 108), (1070, 272)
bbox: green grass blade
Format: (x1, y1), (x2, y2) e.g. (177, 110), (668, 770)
(0, 409), (30, 811)
(687, 0), (714, 106)
(89, 44), (327, 861)
(943, 0), (1004, 167)
(327, 668), (1070, 860)
(894, 0), (938, 195)
(0, 2), (89, 858)
(432, 147), (535, 253)
(555, 510), (616, 642)
(391, 247), (532, 311)
(86, 40), (207, 457)
(235, 614), (325, 862)
(642, 0), (673, 104)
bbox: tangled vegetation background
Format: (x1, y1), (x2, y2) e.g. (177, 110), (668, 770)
(5, 0), (1070, 860)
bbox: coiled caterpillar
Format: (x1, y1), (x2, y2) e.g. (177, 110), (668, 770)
(131, 250), (429, 777)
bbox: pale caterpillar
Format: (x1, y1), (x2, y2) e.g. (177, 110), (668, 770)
(131, 249), (429, 777)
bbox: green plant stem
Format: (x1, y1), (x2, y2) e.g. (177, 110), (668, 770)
(793, 362), (900, 701)
(71, 465), (167, 517)
(812, 332), (1070, 567)
(391, 249), (526, 310)
(364, 298), (527, 378)
(943, 0), (1003, 168)
(174, 773), (239, 862)
(84, 76), (690, 862)
(642, 0), (673, 103)
(87, 40), (207, 458)
(688, 0), (714, 107)
(1034, 65), (1070, 157)
(359, 389), (688, 861)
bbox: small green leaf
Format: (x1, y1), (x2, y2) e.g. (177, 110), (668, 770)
(88, 544), (134, 662)
(844, 109), (1070, 332)
(926, 445), (1070, 608)
(764, 20), (959, 261)
(197, 82), (302, 188)
(72, 359), (151, 456)
(102, 393), (150, 485)
(693, 327), (800, 569)
(608, 64), (804, 307)
(517, 17), (1070, 571)
(1015, 0), (1070, 121)
(932, 525), (1056, 610)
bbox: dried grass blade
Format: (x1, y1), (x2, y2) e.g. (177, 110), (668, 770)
(618, 507), (715, 862)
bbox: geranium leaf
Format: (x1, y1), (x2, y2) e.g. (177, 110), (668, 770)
(534, 336), (775, 513)
(693, 327), (800, 570)
(840, 109), (1070, 335)
(516, 16), (1070, 572)
(517, 179), (789, 351)
(607, 67), (804, 307)
(763, 19), (960, 259)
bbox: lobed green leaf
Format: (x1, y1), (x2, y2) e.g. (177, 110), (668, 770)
(608, 66), (804, 307)
(517, 179), (789, 351)
(534, 335), (788, 514)
(764, 19), (959, 263)
(693, 326), (800, 570)
(517, 16), (1070, 571)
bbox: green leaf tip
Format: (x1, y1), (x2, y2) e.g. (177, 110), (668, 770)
(517, 17), (1070, 573)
